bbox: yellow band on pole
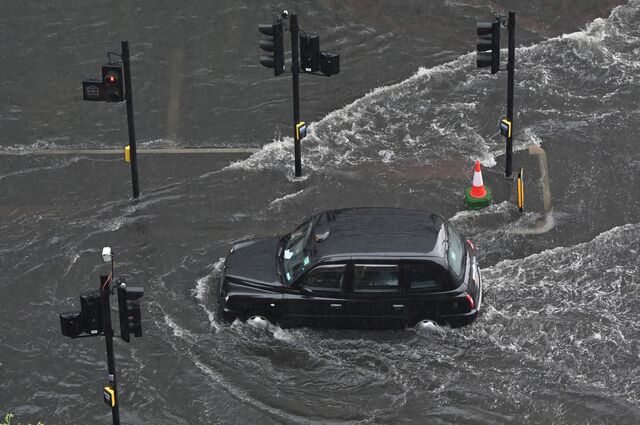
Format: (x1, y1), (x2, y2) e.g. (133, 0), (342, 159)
(517, 167), (524, 211)
(124, 146), (131, 162)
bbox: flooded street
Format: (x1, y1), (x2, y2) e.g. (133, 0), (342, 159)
(1, 1), (639, 423)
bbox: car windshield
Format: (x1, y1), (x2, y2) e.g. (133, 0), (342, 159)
(447, 224), (466, 278)
(282, 219), (314, 284)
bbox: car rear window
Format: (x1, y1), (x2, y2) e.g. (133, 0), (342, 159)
(304, 265), (345, 292)
(406, 262), (449, 292)
(353, 265), (399, 293)
(447, 224), (465, 278)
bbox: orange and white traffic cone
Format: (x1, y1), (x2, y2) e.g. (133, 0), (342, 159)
(465, 160), (492, 209)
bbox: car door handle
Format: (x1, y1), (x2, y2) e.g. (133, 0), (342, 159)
(392, 304), (405, 310)
(330, 303), (343, 309)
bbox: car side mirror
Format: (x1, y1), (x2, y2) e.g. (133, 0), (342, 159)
(300, 286), (314, 297)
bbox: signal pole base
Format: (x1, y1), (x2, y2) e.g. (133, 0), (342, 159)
(465, 187), (493, 210)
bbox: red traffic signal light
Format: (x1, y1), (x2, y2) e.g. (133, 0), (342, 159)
(104, 72), (119, 87)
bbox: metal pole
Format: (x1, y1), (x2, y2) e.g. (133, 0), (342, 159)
(121, 40), (140, 198)
(505, 12), (515, 178)
(290, 15), (302, 177)
(100, 274), (120, 425)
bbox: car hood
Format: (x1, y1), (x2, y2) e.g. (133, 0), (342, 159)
(224, 236), (282, 287)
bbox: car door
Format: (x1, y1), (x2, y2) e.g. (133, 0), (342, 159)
(343, 262), (406, 329)
(279, 264), (348, 328)
(402, 260), (449, 325)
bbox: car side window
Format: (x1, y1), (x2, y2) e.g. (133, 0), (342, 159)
(304, 265), (346, 292)
(406, 262), (447, 292)
(353, 265), (399, 293)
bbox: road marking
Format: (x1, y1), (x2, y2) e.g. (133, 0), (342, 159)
(0, 148), (258, 156)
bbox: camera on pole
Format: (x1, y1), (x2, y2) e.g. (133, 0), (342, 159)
(476, 18), (501, 74)
(259, 21), (285, 76)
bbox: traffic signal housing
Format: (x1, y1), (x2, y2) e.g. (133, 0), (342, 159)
(259, 22), (285, 76)
(117, 285), (144, 343)
(476, 19), (501, 74)
(83, 77), (106, 101)
(320, 53), (340, 76)
(59, 289), (104, 338)
(102, 63), (125, 102)
(300, 33), (320, 72)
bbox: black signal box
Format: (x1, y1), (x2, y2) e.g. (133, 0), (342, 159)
(80, 290), (103, 334)
(83, 78), (105, 102)
(118, 285), (144, 343)
(320, 53), (340, 76)
(59, 311), (83, 338)
(300, 33), (320, 72)
(101, 63), (125, 103)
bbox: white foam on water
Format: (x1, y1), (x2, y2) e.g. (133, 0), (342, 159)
(228, 56), (480, 173)
(475, 222), (640, 400)
(163, 313), (197, 341)
(0, 156), (84, 182)
(192, 258), (225, 332)
(450, 200), (514, 222)
(269, 189), (305, 207)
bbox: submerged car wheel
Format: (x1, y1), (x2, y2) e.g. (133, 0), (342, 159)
(415, 319), (440, 331)
(243, 312), (273, 329)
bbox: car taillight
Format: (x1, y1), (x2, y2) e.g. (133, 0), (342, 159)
(466, 293), (475, 310)
(466, 239), (475, 252)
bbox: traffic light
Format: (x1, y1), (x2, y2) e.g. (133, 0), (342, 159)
(82, 77), (106, 101)
(80, 290), (103, 334)
(259, 22), (285, 76)
(59, 290), (103, 338)
(117, 284), (144, 343)
(476, 19), (501, 74)
(102, 63), (125, 102)
(320, 53), (340, 76)
(300, 33), (320, 72)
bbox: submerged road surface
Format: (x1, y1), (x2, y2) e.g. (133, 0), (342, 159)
(1, 1), (639, 423)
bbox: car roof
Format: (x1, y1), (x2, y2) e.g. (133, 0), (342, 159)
(309, 207), (447, 261)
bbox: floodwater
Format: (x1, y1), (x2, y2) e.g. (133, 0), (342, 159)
(1, 0), (639, 423)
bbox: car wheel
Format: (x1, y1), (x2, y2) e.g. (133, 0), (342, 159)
(414, 319), (440, 331)
(242, 312), (274, 329)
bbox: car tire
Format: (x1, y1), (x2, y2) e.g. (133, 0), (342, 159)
(413, 318), (441, 330)
(242, 312), (275, 329)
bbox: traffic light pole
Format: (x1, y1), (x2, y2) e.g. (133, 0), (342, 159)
(290, 14), (302, 177)
(121, 40), (140, 199)
(99, 273), (120, 425)
(505, 12), (515, 178)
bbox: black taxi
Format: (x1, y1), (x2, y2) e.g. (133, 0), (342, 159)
(217, 207), (482, 329)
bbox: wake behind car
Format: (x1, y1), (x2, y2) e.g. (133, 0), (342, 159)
(217, 207), (482, 329)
